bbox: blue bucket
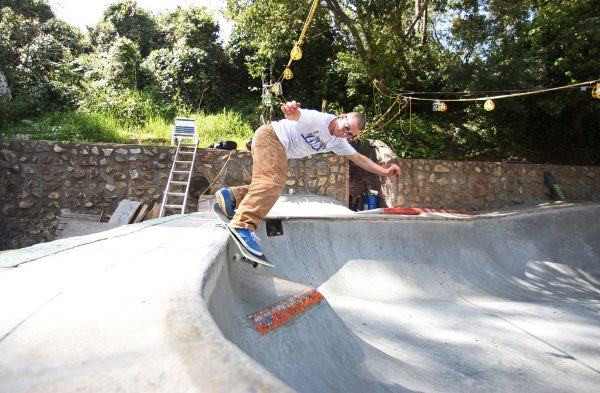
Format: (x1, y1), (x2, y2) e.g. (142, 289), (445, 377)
(362, 195), (378, 210)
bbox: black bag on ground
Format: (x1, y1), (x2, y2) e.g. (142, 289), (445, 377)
(208, 140), (237, 150)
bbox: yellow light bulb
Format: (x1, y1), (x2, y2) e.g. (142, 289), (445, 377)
(290, 45), (302, 61)
(484, 99), (495, 111)
(592, 83), (600, 99)
(271, 82), (282, 95)
(283, 68), (293, 80)
(433, 100), (447, 112)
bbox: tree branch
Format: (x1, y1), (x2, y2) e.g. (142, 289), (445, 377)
(323, 0), (369, 62)
(405, 0), (429, 37)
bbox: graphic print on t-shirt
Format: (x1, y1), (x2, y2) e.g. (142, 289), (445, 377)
(301, 130), (327, 152)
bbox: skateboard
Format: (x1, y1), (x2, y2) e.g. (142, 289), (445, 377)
(212, 203), (274, 268)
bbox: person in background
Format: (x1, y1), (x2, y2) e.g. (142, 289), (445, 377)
(215, 101), (401, 256)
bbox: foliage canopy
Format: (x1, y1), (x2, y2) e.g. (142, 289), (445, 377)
(0, 0), (598, 163)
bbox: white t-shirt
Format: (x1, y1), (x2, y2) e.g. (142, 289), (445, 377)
(272, 109), (357, 159)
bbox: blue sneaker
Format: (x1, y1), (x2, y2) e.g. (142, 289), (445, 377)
(215, 188), (235, 218)
(232, 228), (263, 256)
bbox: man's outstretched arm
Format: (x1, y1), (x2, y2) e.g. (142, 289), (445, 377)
(348, 152), (401, 177)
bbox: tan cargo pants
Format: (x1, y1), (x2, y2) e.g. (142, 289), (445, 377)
(228, 124), (287, 231)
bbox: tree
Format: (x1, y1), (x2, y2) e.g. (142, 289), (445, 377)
(104, 37), (141, 89)
(139, 6), (225, 112)
(142, 45), (214, 111)
(0, 3), (84, 121)
(159, 6), (221, 50)
(225, 0), (342, 114)
(0, 0), (53, 22)
(88, 0), (160, 57)
(321, 0), (444, 86)
(442, 0), (600, 162)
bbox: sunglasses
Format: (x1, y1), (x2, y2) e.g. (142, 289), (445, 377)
(340, 117), (359, 139)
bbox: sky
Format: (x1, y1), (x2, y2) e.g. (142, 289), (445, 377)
(48, 0), (232, 43)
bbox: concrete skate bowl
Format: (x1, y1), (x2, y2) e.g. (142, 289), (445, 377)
(204, 204), (600, 393)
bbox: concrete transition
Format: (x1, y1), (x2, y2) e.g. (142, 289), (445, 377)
(0, 195), (599, 393)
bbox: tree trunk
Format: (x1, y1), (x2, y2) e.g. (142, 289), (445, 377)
(571, 102), (586, 139)
(422, 5), (428, 44)
(0, 71), (12, 103)
(398, 51), (419, 87)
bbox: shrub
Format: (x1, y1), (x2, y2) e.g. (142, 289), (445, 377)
(78, 84), (165, 127)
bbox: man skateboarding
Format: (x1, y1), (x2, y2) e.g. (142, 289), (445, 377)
(215, 101), (401, 256)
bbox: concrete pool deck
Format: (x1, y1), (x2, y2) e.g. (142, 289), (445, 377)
(1, 196), (599, 392)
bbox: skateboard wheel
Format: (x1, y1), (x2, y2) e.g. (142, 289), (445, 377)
(233, 254), (242, 263)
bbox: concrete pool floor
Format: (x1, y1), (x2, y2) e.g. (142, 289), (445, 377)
(1, 197), (599, 392)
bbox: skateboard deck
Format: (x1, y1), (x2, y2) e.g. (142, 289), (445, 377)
(212, 203), (274, 268)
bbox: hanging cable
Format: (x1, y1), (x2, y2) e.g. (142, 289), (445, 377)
(374, 79), (600, 102)
(356, 78), (600, 141)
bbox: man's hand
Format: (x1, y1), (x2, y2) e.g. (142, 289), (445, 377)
(385, 164), (401, 177)
(281, 100), (301, 121)
(349, 153), (402, 178)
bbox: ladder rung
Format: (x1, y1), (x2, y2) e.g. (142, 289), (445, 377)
(167, 192), (186, 196)
(173, 170), (190, 174)
(171, 181), (187, 185)
(164, 204), (183, 209)
(178, 151), (194, 155)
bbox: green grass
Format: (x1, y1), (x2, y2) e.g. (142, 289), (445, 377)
(1, 109), (255, 148)
(173, 109), (255, 148)
(1, 111), (122, 143)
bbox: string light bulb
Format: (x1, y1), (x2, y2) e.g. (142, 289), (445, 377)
(484, 99), (495, 111)
(283, 68), (294, 80)
(592, 83), (600, 99)
(290, 45), (303, 61)
(271, 82), (283, 95)
(432, 100), (447, 112)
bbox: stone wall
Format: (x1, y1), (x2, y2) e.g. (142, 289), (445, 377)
(2, 139), (598, 250)
(350, 159), (599, 211)
(0, 140), (348, 250)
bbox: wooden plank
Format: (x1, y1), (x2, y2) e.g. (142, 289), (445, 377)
(132, 203), (149, 224)
(140, 202), (155, 221)
(108, 200), (142, 225)
(144, 204), (161, 221)
(60, 212), (102, 221)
